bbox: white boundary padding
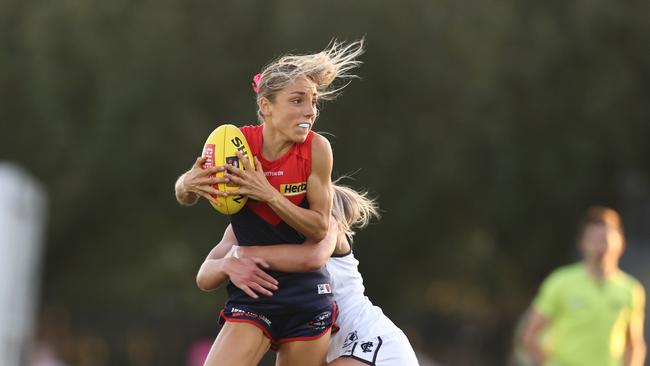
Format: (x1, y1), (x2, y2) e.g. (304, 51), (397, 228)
(0, 163), (47, 366)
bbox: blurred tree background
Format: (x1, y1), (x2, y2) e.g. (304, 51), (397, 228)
(2, 0), (650, 365)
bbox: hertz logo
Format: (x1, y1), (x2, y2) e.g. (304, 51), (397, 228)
(280, 182), (307, 196)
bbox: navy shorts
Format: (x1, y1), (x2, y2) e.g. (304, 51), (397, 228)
(218, 302), (338, 350)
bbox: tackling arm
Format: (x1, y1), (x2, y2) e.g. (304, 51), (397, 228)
(237, 216), (338, 272)
(195, 225), (278, 299)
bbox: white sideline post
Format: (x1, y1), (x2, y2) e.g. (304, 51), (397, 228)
(0, 163), (47, 366)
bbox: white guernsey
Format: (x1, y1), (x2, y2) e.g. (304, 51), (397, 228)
(326, 252), (420, 365)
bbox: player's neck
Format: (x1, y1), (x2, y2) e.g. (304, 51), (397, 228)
(583, 261), (618, 281)
(261, 124), (293, 161)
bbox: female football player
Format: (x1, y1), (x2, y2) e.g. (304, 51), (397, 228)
(175, 40), (365, 366)
(197, 182), (420, 365)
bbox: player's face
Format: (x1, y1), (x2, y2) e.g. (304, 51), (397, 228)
(265, 77), (318, 143)
(580, 224), (624, 267)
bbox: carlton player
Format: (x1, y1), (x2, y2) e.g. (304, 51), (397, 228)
(175, 40), (365, 366)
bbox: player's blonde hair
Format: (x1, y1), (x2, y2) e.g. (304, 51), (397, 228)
(255, 39), (365, 121)
(331, 179), (380, 243)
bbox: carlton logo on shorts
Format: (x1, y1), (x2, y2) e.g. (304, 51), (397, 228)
(317, 284), (332, 294)
(360, 341), (375, 353)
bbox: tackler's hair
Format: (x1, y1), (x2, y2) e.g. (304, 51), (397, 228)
(331, 177), (380, 243)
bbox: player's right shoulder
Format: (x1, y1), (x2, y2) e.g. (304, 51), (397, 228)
(238, 124), (259, 135)
(238, 124), (263, 151)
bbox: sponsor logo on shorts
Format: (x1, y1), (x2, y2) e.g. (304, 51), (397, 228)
(280, 182), (307, 196)
(341, 336), (383, 360)
(317, 283), (332, 294)
(308, 311), (331, 330)
(230, 307), (272, 326)
(343, 331), (358, 348)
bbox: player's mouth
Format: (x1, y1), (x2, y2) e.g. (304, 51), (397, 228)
(298, 122), (311, 129)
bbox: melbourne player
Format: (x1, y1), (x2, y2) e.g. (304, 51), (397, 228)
(197, 182), (420, 365)
(176, 40), (365, 366)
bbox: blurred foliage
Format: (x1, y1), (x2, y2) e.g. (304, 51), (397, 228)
(2, 0), (650, 365)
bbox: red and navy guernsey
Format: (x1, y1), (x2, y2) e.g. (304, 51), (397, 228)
(227, 124), (334, 314)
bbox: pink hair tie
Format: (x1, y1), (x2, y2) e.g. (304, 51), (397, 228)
(251, 73), (262, 94)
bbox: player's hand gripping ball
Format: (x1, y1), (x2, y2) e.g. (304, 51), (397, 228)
(202, 124), (255, 215)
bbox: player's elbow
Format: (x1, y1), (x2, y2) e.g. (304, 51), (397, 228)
(309, 218), (329, 242)
(196, 270), (215, 292)
(310, 230), (327, 243)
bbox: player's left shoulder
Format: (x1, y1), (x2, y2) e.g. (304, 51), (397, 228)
(310, 132), (333, 167)
(616, 270), (645, 293)
(310, 132), (332, 153)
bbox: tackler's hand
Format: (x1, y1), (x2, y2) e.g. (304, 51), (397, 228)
(223, 256), (279, 299)
(224, 152), (279, 203)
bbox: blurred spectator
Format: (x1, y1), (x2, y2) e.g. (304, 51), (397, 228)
(29, 304), (109, 366)
(126, 328), (157, 366)
(521, 206), (646, 366)
(28, 343), (67, 366)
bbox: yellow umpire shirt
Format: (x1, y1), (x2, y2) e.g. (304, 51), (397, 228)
(533, 263), (645, 366)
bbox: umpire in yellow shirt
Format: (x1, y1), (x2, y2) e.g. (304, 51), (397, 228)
(522, 206), (646, 366)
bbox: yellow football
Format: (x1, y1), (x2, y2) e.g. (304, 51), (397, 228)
(201, 124), (255, 215)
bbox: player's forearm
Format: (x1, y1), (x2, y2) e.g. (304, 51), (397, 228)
(239, 244), (326, 272)
(196, 258), (229, 291)
(522, 340), (545, 365)
(266, 191), (329, 241)
(238, 216), (336, 272)
(175, 174), (199, 206)
(522, 331), (546, 365)
(626, 342), (647, 366)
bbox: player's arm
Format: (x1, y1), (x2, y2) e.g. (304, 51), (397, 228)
(624, 285), (646, 366)
(196, 225), (278, 298)
(175, 156), (228, 206)
(521, 308), (549, 365)
(236, 216), (338, 272)
(224, 134), (333, 241)
(266, 134), (332, 241)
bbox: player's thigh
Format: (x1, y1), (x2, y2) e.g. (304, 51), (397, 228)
(203, 321), (270, 366)
(275, 329), (331, 366)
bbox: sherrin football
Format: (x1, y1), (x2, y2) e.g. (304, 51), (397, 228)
(201, 124), (255, 215)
